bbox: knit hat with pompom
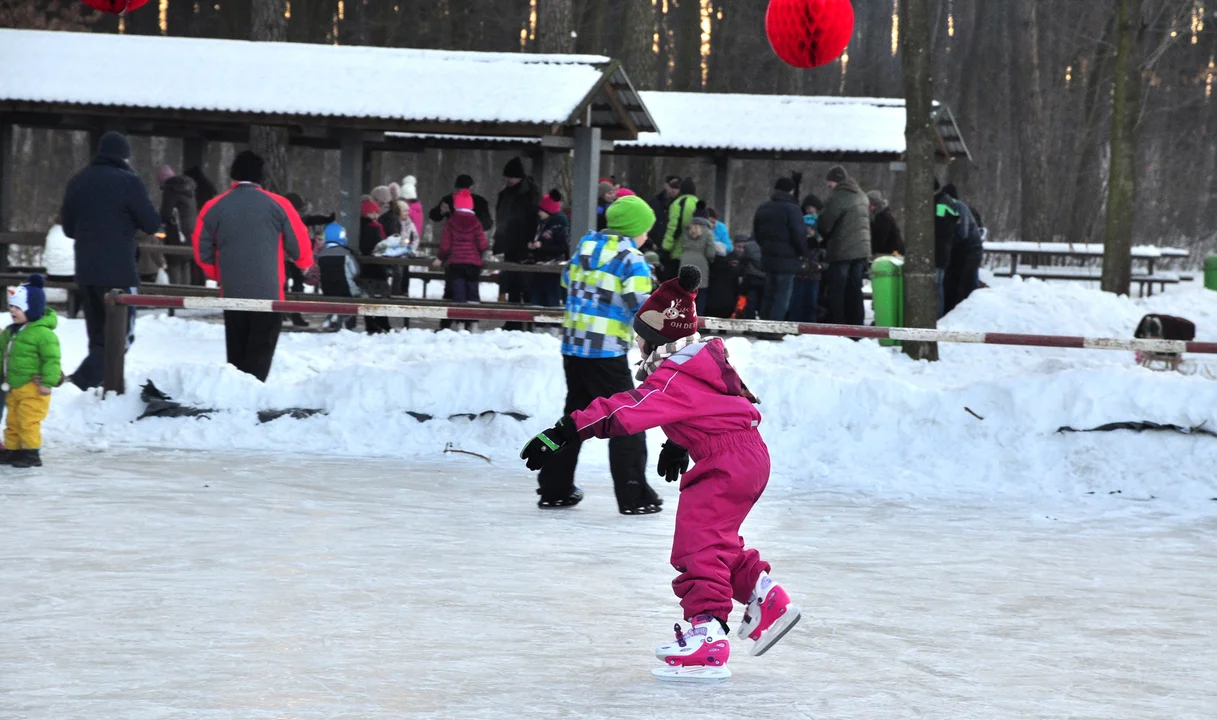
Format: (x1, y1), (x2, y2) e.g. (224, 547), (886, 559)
(539, 189), (562, 215)
(633, 265), (701, 347)
(8, 274), (47, 322)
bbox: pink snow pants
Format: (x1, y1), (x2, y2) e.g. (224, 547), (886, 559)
(671, 432), (772, 622)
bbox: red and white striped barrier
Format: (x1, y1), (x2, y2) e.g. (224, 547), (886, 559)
(109, 294), (1217, 355)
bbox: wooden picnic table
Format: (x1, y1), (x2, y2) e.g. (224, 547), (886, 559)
(982, 241), (1192, 296)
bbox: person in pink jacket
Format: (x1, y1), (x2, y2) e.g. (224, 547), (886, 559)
(433, 189), (488, 305)
(520, 265), (800, 683)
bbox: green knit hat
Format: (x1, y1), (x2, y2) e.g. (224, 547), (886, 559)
(605, 195), (656, 239)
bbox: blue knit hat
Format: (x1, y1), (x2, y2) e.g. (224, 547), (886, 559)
(324, 222), (348, 246)
(8, 275), (46, 322)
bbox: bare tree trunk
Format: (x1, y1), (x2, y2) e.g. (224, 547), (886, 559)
(619, 0), (657, 88)
(251, 0), (289, 193)
(1102, 0), (1138, 295)
(537, 0), (575, 54)
(672, 0), (702, 91)
(1008, 0), (1051, 243)
(166, 0), (196, 36)
(901, 0), (939, 361)
(1065, 15), (1115, 244)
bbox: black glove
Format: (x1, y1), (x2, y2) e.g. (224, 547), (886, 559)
(520, 417), (578, 471)
(657, 441), (690, 483)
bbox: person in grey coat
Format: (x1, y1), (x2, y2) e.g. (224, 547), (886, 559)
(818, 166), (872, 326)
(193, 151), (313, 382)
(681, 214), (718, 312)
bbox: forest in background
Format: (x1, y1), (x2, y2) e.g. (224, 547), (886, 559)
(3, 0), (1217, 256)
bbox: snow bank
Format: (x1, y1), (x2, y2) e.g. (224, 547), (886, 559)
(44, 280), (1217, 507)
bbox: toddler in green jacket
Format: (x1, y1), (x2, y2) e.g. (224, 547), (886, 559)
(2, 275), (61, 468)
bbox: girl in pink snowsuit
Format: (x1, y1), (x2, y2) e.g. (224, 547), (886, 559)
(521, 265), (800, 682)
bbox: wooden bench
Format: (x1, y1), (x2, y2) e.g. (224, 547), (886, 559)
(989, 265), (1183, 297)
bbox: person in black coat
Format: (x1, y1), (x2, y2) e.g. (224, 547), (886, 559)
(60, 131), (161, 391)
(429, 174), (493, 231)
(942, 183), (985, 315)
(933, 180), (961, 318)
(752, 177), (809, 321)
(645, 175), (681, 252)
(494, 157), (541, 324)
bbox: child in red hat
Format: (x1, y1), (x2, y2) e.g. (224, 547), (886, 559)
(520, 265), (800, 682)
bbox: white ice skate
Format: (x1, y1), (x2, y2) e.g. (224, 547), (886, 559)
(652, 614), (732, 683)
(737, 573), (801, 657)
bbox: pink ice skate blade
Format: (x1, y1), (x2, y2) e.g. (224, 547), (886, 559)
(750, 603), (801, 657)
(652, 665), (731, 683)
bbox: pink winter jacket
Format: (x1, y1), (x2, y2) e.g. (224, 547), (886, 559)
(438, 210), (488, 267)
(571, 338), (761, 459)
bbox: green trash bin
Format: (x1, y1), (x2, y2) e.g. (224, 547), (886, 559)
(1206, 254), (1217, 292)
(871, 255), (904, 347)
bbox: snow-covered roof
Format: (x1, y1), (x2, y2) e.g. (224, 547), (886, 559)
(616, 92), (969, 161)
(0, 29), (655, 137)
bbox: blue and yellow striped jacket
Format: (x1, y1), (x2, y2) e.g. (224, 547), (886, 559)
(560, 232), (653, 359)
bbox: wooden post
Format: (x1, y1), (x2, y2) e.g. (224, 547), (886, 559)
(102, 291), (128, 396)
(0, 122), (13, 275)
(362, 146), (383, 192)
(183, 136), (207, 174)
(570, 127), (602, 249)
(338, 129), (365, 244)
(713, 154), (733, 227)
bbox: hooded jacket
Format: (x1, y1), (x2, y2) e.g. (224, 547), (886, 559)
(493, 177), (541, 261)
(60, 148), (162, 287)
(1, 309), (62, 390)
(818, 179), (872, 263)
(43, 224), (75, 278)
(160, 174), (198, 246)
(560, 232), (653, 359)
(439, 211), (490, 267)
(870, 205), (906, 256)
(571, 338), (761, 459)
(752, 189), (808, 274)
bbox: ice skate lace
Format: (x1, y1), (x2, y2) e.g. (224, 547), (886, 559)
(673, 618), (713, 647)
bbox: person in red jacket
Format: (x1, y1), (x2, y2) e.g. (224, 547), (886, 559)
(193, 151), (313, 382)
(520, 266), (800, 682)
(434, 189), (489, 311)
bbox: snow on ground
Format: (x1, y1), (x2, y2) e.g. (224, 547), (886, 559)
(2, 452), (1215, 719)
(41, 279), (1217, 509)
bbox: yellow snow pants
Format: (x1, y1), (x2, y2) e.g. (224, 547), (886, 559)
(5, 382), (51, 450)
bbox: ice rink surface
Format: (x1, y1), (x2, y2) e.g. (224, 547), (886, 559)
(3, 450), (1216, 720)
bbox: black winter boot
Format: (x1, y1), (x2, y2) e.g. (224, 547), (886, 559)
(0, 449), (15, 465)
(12, 449), (41, 468)
(537, 487), (584, 509)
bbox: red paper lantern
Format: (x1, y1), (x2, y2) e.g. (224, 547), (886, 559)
(82, 0), (151, 15)
(765, 0), (855, 70)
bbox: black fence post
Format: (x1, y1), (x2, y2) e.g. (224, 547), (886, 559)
(102, 291), (127, 396)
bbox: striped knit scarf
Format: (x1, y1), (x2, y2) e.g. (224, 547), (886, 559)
(636, 333), (702, 381)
